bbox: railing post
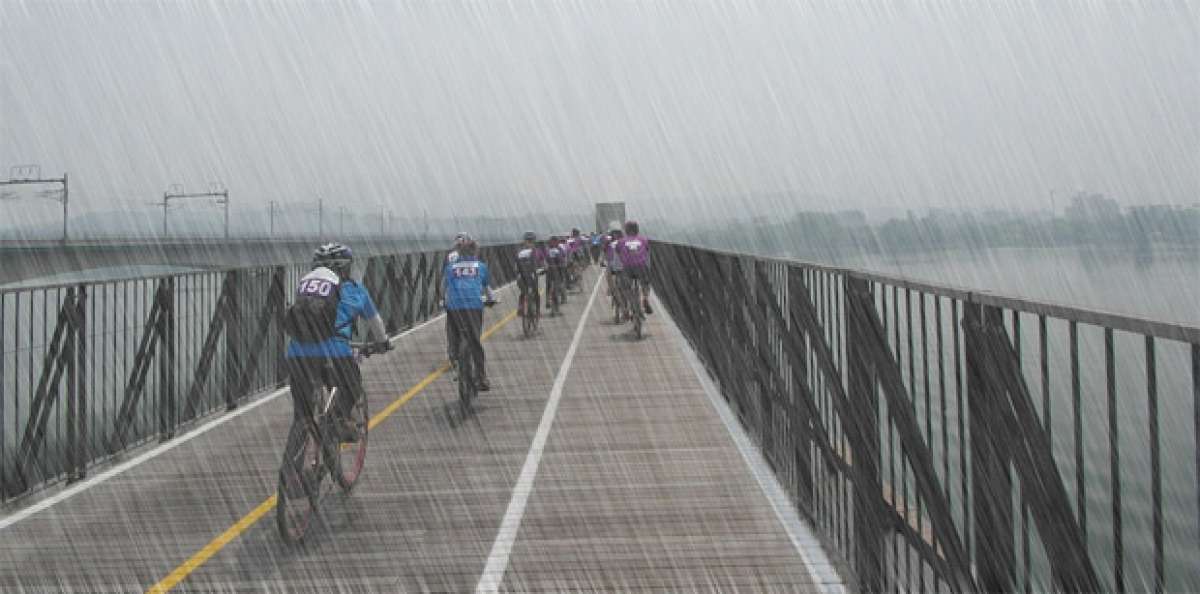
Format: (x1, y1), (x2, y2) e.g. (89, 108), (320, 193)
(786, 265), (814, 513)
(73, 287), (88, 482)
(274, 266), (288, 387)
(845, 275), (885, 592)
(964, 302), (1016, 591)
(158, 279), (176, 440)
(753, 261), (773, 460)
(224, 270), (241, 411)
(64, 288), (79, 482)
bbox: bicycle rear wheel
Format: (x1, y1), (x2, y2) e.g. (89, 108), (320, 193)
(333, 391), (368, 491)
(522, 293), (534, 337)
(277, 421), (318, 543)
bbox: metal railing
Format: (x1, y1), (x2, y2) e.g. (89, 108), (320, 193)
(1, 244), (517, 503)
(652, 242), (1200, 593)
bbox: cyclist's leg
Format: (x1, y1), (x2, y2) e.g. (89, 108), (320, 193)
(329, 357), (363, 419)
(445, 309), (456, 361)
(283, 357), (321, 474)
(467, 308), (487, 386)
(447, 309), (465, 360)
(287, 358), (318, 425)
(517, 276), (528, 315)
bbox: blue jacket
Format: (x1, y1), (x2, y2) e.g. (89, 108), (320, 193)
(444, 257), (490, 310)
(286, 279), (379, 358)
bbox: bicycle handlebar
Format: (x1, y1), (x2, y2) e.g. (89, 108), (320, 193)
(349, 341), (393, 357)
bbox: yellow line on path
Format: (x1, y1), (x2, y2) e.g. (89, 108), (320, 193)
(147, 309), (518, 594)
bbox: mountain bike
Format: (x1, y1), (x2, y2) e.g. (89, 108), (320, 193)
(546, 267), (564, 317)
(520, 281), (540, 338)
(277, 341), (390, 543)
(610, 270), (626, 324)
(624, 274), (645, 339)
(451, 299), (496, 417)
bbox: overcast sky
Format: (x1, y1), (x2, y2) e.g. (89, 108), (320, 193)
(2, 1), (1197, 225)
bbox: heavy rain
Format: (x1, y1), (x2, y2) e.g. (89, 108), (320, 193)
(1, 2), (1197, 592)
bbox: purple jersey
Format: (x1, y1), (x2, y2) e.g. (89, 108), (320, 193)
(616, 235), (650, 269)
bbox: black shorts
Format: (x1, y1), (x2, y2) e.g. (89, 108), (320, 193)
(286, 357), (363, 423)
(624, 266), (650, 286)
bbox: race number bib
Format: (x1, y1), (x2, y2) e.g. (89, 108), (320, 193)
(298, 278), (335, 297)
(624, 239), (643, 252)
(517, 248), (534, 259)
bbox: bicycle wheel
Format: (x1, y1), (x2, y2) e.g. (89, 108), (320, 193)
(277, 420), (318, 543)
(532, 296), (540, 332)
(333, 391), (368, 491)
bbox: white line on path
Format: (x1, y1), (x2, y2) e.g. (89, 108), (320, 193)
(0, 309), (448, 532)
(475, 274), (602, 594)
(661, 296), (848, 594)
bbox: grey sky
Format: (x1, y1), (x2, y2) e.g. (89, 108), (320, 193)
(2, 1), (1197, 226)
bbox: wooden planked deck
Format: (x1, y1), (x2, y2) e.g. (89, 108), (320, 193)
(0, 268), (842, 592)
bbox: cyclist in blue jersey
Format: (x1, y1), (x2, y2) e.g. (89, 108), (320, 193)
(443, 240), (495, 391)
(285, 243), (390, 440)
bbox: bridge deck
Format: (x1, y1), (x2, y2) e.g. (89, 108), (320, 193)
(0, 269), (842, 592)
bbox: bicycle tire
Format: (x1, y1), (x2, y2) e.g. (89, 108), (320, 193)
(333, 392), (368, 491)
(522, 293), (534, 337)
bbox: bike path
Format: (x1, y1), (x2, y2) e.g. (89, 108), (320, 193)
(0, 267), (844, 592)
(491, 287), (843, 591)
(0, 273), (599, 592)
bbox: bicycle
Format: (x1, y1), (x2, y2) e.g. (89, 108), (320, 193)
(277, 341), (389, 543)
(546, 267), (564, 317)
(624, 273), (645, 339)
(519, 275), (541, 338)
(451, 298), (496, 416)
(610, 270), (626, 324)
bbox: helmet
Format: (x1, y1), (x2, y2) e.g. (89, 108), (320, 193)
(624, 220), (639, 235)
(313, 242), (353, 277)
(523, 231), (536, 242)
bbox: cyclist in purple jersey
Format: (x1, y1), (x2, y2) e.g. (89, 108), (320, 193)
(615, 220), (652, 314)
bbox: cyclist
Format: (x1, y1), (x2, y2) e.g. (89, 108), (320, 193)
(284, 242), (390, 442)
(604, 227), (624, 300)
(590, 232), (603, 264)
(516, 231), (541, 317)
(443, 232), (470, 359)
(616, 220), (652, 315)
(545, 236), (567, 308)
(443, 240), (495, 391)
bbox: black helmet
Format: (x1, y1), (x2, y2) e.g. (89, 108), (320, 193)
(624, 220), (639, 235)
(313, 242), (353, 277)
(523, 231), (536, 242)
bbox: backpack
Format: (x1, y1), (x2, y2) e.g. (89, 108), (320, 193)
(283, 268), (343, 343)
